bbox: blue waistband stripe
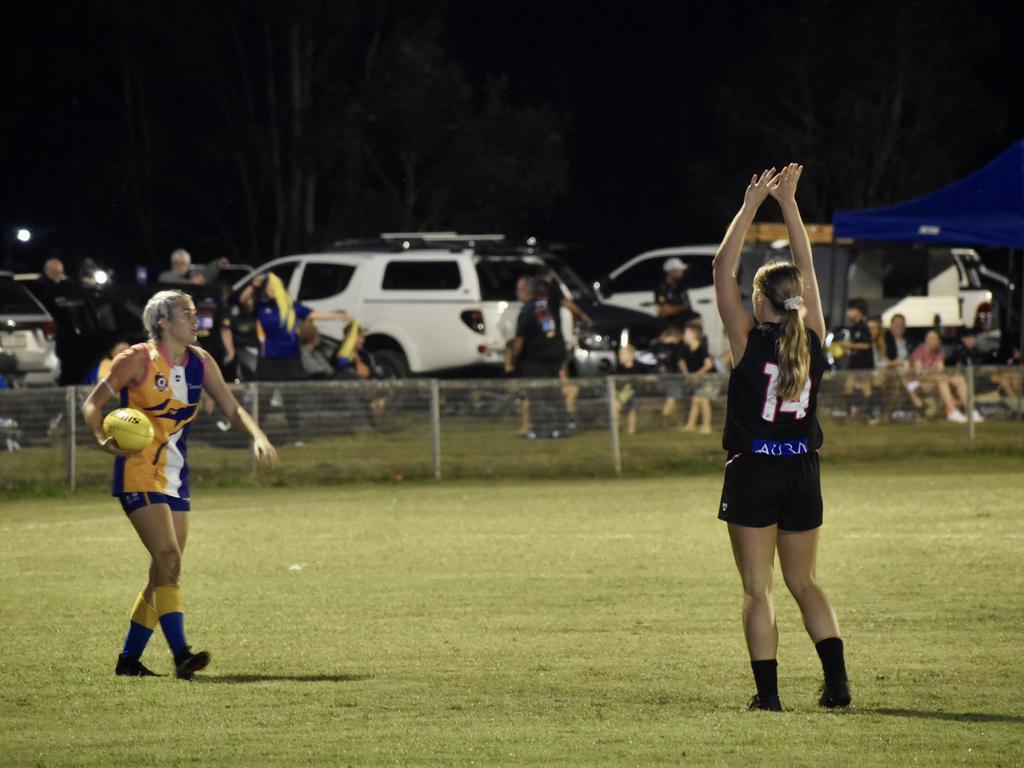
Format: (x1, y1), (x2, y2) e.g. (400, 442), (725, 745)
(752, 438), (809, 456)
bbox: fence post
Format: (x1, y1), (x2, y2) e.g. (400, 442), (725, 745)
(430, 379), (442, 480)
(605, 375), (622, 475)
(248, 381), (259, 472)
(966, 365), (975, 443)
(67, 386), (77, 491)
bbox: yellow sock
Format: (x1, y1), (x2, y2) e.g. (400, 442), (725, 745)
(129, 592), (159, 630)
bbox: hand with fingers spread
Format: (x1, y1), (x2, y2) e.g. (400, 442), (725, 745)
(743, 167), (779, 210)
(769, 163), (803, 203)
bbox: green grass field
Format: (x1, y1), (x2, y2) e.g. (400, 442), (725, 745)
(2, 456), (1023, 766)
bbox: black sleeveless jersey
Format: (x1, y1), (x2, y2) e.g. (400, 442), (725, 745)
(722, 323), (825, 456)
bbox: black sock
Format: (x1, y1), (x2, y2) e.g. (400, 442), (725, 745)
(815, 637), (847, 683)
(750, 659), (778, 699)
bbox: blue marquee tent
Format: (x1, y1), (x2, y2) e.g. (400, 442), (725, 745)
(833, 140), (1024, 348)
(833, 140), (1024, 247)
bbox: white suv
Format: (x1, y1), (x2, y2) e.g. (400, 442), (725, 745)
(0, 274), (61, 386)
(233, 240), (578, 377)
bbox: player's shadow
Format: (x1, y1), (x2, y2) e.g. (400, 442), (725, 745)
(197, 673), (371, 684)
(862, 707), (1024, 724)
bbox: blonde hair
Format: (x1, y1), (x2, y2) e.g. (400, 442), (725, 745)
(265, 272), (297, 332)
(754, 260), (808, 400)
(143, 290), (190, 343)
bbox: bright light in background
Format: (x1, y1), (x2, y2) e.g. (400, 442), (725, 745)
(16, 228), (31, 243)
(94, 270), (109, 285)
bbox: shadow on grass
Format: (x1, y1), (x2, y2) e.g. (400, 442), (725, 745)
(861, 707), (1024, 724)
(197, 673), (371, 684)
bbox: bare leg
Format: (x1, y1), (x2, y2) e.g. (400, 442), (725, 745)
(935, 379), (959, 414)
(518, 399), (531, 436)
(130, 504), (182, 588)
(661, 397), (678, 423)
(777, 528), (840, 642)
(627, 409), (637, 435)
(728, 523), (778, 660)
(698, 396), (712, 433)
(949, 374), (969, 405)
(683, 399), (698, 430)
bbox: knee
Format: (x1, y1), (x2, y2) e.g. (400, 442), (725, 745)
(153, 546), (182, 582)
(740, 580), (772, 604)
(783, 573), (818, 599)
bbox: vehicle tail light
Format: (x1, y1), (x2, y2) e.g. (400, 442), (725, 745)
(460, 310), (485, 334)
(973, 301), (992, 331)
(42, 320), (56, 339)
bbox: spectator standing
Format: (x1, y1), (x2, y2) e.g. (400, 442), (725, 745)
(655, 258), (698, 329)
(653, 327), (686, 425)
(506, 276), (569, 439)
(680, 320), (716, 433)
(839, 298), (873, 418)
(239, 272), (349, 444)
(158, 249), (206, 286)
(35, 257), (94, 385)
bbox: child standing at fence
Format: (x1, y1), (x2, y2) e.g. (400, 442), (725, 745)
(680, 320), (716, 434)
(713, 164), (850, 712)
(81, 290), (278, 678)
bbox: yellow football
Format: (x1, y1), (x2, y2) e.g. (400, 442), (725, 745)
(102, 408), (155, 452)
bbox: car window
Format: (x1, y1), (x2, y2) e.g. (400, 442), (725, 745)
(298, 263), (355, 300)
(0, 280), (44, 315)
(475, 260), (542, 301)
(264, 260), (299, 289)
(382, 261), (462, 290)
(612, 256), (714, 294)
(611, 257), (668, 293)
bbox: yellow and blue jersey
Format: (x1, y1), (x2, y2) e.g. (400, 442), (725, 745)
(112, 343), (205, 499)
(256, 298), (311, 359)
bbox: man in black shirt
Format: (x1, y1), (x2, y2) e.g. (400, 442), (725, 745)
(655, 257), (698, 330)
(839, 298), (873, 418)
(506, 276), (569, 438)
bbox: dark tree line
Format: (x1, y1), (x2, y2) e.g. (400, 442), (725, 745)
(688, 0), (1008, 229)
(95, 0), (567, 267)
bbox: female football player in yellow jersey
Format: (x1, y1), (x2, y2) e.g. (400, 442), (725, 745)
(82, 290), (278, 678)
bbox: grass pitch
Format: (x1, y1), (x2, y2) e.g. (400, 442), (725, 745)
(1, 456), (1023, 766)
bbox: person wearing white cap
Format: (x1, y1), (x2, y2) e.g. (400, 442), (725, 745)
(655, 257), (697, 328)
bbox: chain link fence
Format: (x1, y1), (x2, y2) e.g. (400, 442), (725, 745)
(1, 367), (1021, 492)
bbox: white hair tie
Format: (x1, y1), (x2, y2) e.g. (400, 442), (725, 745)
(783, 297), (803, 311)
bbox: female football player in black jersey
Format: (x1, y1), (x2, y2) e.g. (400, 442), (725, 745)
(713, 164), (850, 711)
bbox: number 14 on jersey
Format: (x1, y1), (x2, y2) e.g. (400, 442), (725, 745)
(761, 363), (810, 421)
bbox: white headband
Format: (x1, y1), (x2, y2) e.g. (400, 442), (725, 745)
(783, 297), (803, 311)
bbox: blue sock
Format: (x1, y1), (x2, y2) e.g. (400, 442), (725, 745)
(158, 612), (187, 655)
(121, 622), (155, 658)
(121, 592), (158, 658)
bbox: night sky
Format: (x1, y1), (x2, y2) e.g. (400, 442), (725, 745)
(2, 1), (1022, 279)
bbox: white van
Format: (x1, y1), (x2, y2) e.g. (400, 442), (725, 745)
(233, 242), (579, 378)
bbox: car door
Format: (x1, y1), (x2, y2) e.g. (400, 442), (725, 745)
(293, 260), (362, 342)
(602, 255), (666, 315)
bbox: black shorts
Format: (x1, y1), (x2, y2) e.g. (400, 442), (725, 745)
(717, 452), (822, 531)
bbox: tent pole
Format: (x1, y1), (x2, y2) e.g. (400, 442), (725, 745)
(1018, 247), (1024, 362)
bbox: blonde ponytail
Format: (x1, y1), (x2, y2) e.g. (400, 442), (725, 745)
(777, 307), (809, 400)
(753, 259), (810, 400)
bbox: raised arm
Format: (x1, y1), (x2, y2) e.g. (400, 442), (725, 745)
(769, 163), (825, 342)
(714, 167), (777, 365)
